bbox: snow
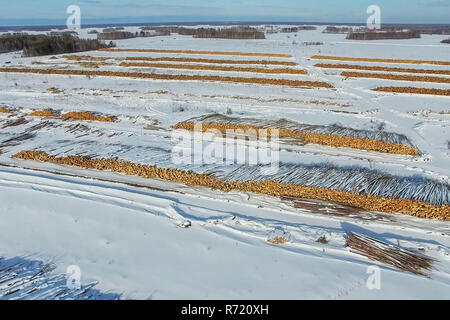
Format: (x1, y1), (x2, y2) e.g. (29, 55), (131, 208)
(1, 165), (449, 299)
(0, 25), (449, 299)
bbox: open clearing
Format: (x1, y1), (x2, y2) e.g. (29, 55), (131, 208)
(0, 25), (449, 299)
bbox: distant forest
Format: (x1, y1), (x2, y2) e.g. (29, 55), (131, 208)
(322, 26), (354, 34)
(97, 29), (170, 40)
(323, 25), (450, 40)
(0, 33), (114, 56)
(281, 26), (316, 33)
(98, 31), (136, 40)
(148, 26), (265, 39)
(347, 30), (421, 40)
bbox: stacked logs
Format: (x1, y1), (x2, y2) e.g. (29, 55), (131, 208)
(341, 71), (450, 84)
(12, 151), (450, 220)
(28, 109), (114, 122)
(29, 109), (59, 117)
(62, 112), (115, 122)
(0, 67), (333, 88)
(0, 106), (12, 113)
(311, 55), (450, 66)
(315, 63), (450, 76)
(119, 62), (307, 75)
(99, 48), (291, 58)
(172, 122), (420, 156)
(373, 87), (450, 96)
(124, 56), (297, 66)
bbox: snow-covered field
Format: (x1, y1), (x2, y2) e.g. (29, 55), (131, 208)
(0, 25), (449, 299)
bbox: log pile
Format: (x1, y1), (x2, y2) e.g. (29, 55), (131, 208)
(346, 232), (435, 276)
(315, 63), (450, 76)
(120, 62), (307, 75)
(373, 86), (450, 96)
(46, 87), (64, 94)
(173, 122), (420, 156)
(28, 110), (114, 122)
(0, 67), (333, 88)
(62, 111), (115, 122)
(64, 55), (108, 62)
(67, 55), (297, 66)
(29, 109), (59, 117)
(0, 106), (12, 113)
(99, 48), (291, 58)
(124, 56), (297, 66)
(12, 151), (450, 220)
(311, 55), (450, 66)
(267, 237), (288, 244)
(341, 71), (450, 84)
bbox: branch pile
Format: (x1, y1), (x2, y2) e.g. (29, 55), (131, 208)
(346, 232), (435, 276)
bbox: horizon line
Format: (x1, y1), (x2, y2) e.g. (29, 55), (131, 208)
(1, 20), (450, 29)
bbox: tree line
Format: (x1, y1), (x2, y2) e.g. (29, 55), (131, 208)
(148, 26), (265, 39)
(0, 33), (114, 56)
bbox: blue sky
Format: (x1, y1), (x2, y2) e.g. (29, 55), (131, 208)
(0, 0), (449, 26)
